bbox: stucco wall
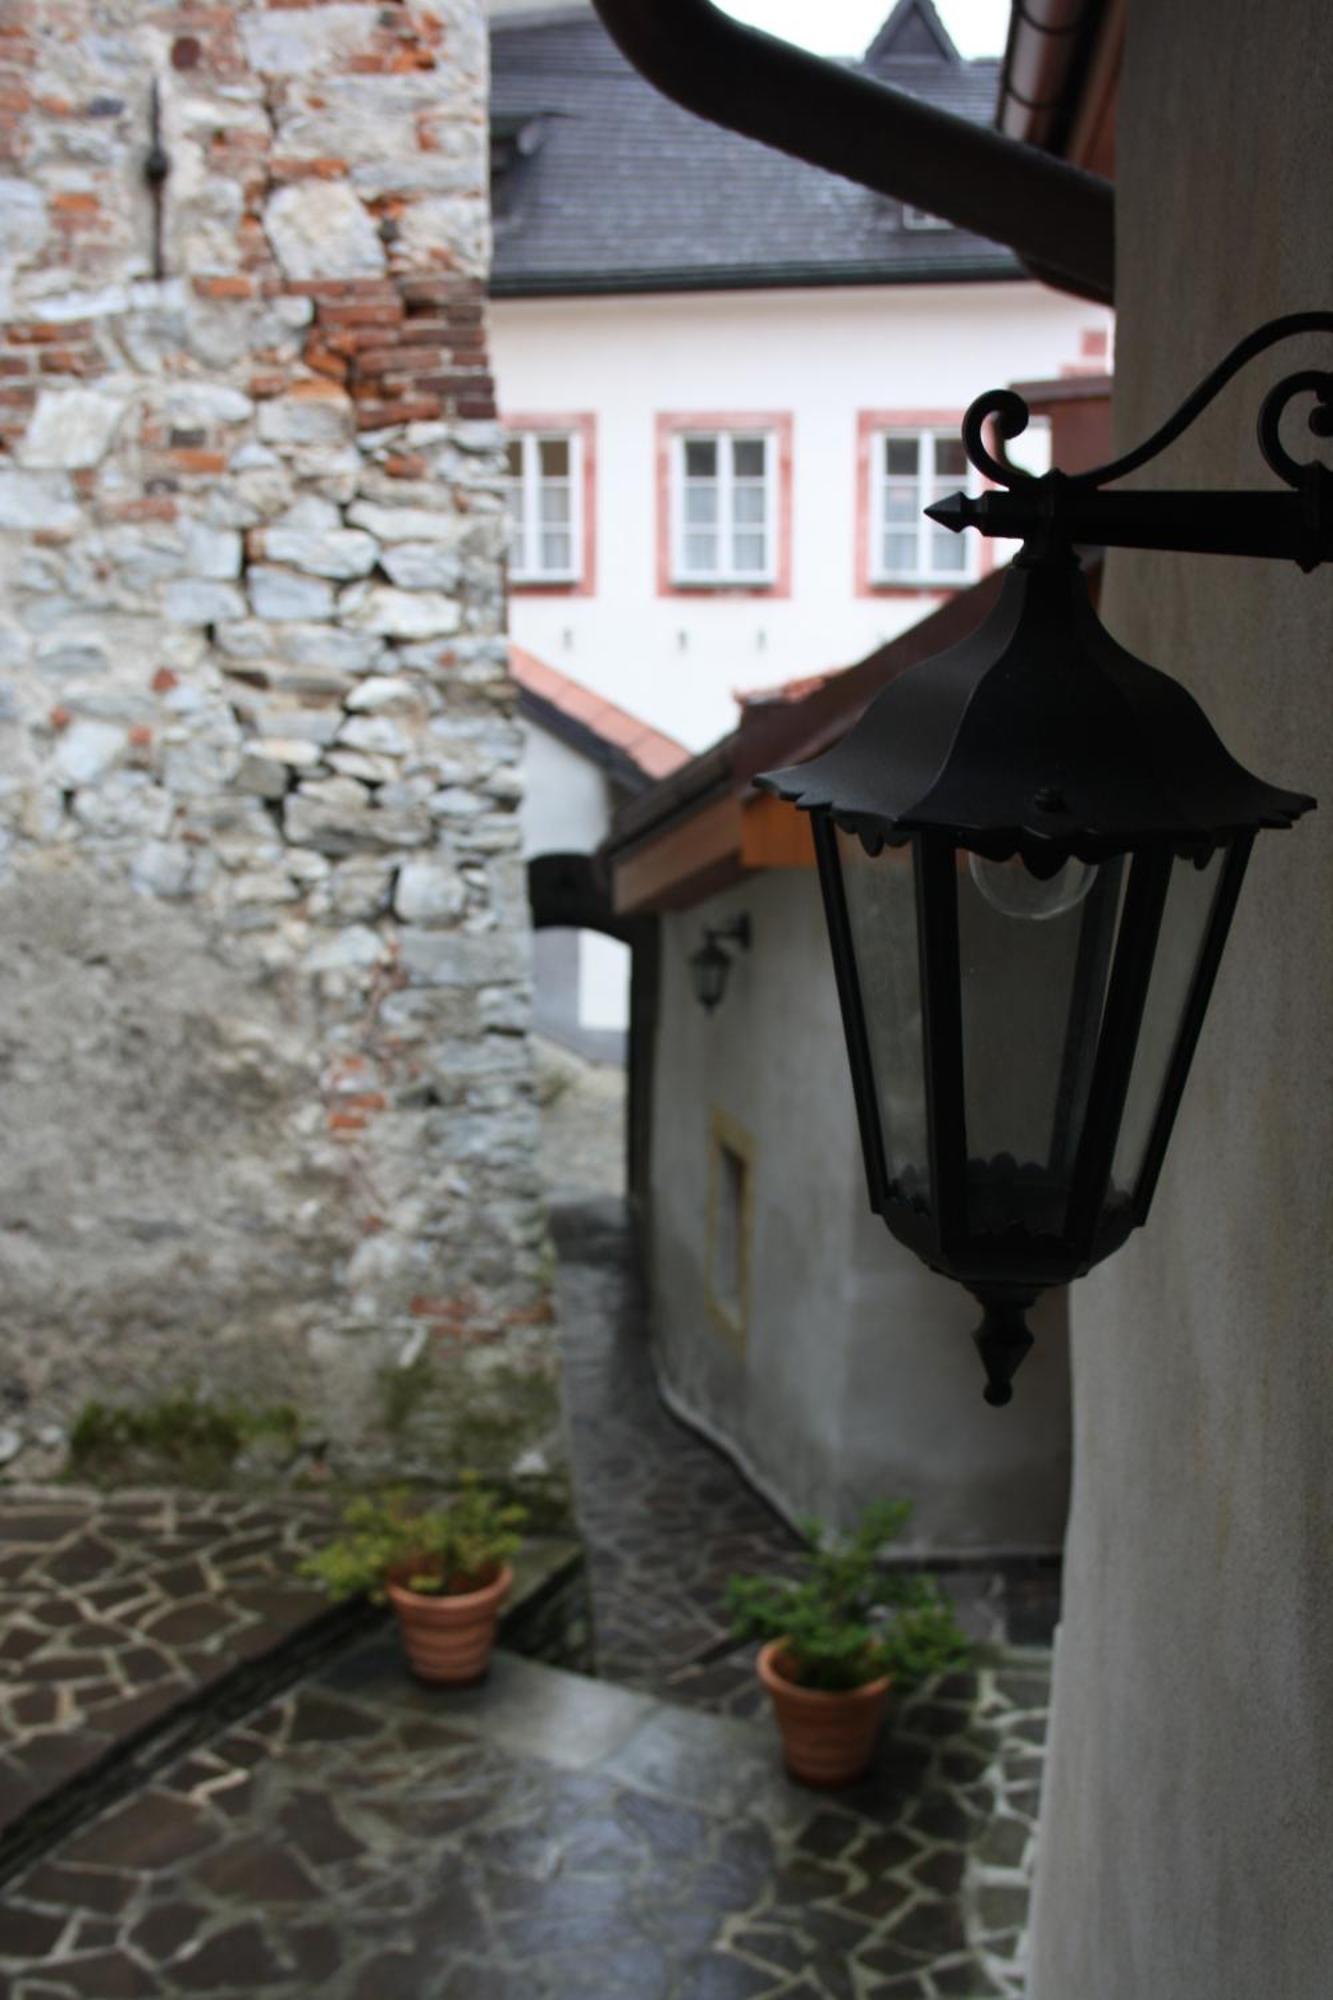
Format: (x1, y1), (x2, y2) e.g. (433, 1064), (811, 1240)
(1028, 1), (1333, 1992)
(650, 870), (1072, 1554)
(489, 283), (1107, 749)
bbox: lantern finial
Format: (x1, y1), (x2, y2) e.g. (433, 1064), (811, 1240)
(972, 1294), (1036, 1408)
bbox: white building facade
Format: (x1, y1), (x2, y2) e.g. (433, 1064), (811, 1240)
(492, 281), (1109, 749)
(488, 1), (1111, 752)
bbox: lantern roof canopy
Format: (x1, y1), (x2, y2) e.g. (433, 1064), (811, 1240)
(758, 549), (1314, 870)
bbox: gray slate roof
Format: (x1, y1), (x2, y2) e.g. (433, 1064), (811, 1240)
(489, 0), (1019, 297)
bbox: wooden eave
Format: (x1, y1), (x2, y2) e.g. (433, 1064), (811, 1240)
(605, 568), (1012, 917)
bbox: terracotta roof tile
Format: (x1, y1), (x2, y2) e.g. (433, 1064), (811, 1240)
(509, 644), (690, 782)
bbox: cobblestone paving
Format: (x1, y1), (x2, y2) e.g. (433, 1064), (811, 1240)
(0, 1638), (1047, 1998)
(550, 1198), (806, 1714)
(0, 1491), (333, 1843)
(549, 1198), (1057, 1720)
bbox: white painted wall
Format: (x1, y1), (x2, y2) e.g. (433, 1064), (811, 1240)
(490, 282), (1108, 748)
(1028, 2), (1333, 1992)
(517, 719), (628, 1042)
(516, 718), (612, 860)
(649, 869), (1072, 1553)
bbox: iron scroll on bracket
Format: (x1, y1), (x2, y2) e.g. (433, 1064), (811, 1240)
(928, 311), (1333, 573)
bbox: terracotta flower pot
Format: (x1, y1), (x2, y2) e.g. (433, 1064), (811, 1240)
(386, 1564), (513, 1685)
(757, 1639), (891, 1788)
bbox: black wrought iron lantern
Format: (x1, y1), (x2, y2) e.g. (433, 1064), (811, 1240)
(760, 315), (1327, 1403)
(689, 915), (751, 1013)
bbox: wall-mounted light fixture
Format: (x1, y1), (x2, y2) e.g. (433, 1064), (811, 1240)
(761, 314), (1328, 1404)
(690, 914), (752, 1013)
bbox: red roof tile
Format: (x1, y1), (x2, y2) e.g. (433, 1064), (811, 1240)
(510, 644), (690, 782)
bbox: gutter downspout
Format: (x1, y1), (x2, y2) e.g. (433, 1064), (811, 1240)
(588, 0), (1113, 303)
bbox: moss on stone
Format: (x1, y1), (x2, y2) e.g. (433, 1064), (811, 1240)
(66, 1391), (302, 1487)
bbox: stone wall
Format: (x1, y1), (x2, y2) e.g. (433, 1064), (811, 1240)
(0, 0), (568, 1513)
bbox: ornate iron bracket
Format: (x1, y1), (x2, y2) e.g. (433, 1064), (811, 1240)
(927, 311), (1333, 572)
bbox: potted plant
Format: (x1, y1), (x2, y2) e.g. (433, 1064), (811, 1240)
(302, 1475), (526, 1684)
(727, 1500), (970, 1787)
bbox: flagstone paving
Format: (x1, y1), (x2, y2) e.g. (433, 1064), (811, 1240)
(0, 1491), (338, 1848)
(0, 1192), (1058, 1995)
(0, 1639), (1048, 1998)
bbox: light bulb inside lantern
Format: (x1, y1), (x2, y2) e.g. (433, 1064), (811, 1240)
(968, 852), (1097, 921)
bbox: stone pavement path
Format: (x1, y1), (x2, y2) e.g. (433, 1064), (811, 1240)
(0, 1195), (1057, 1996)
(0, 1637), (1048, 1999)
(0, 1491), (337, 1852)
(550, 1197), (806, 1715)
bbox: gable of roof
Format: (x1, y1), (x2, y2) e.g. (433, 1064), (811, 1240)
(865, 0), (958, 68)
(489, 6), (1020, 297)
(511, 645), (690, 791)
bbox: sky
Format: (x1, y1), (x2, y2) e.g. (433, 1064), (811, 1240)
(716, 0), (1011, 59)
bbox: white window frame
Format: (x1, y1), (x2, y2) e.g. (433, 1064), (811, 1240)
(670, 430), (776, 587)
(505, 429), (583, 585)
(870, 427), (977, 587)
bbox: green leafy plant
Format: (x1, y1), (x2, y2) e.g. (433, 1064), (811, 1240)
(726, 1500), (971, 1693)
(300, 1474), (527, 1603)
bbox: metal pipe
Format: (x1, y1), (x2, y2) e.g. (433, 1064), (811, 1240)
(588, 0), (1114, 302)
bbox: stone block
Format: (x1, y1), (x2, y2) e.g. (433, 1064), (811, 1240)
(19, 389), (131, 471)
(258, 384), (354, 449)
(263, 181), (385, 282)
(50, 719), (124, 787)
(242, 5), (381, 77)
(337, 714), (407, 756)
(248, 567), (336, 621)
(261, 527), (379, 580)
(395, 858), (466, 926)
(184, 523), (243, 581)
(340, 584), (461, 640)
(346, 501), (461, 544)
(0, 471), (80, 534)
(344, 675), (423, 713)
(164, 579), (248, 625)
(380, 543), (462, 592)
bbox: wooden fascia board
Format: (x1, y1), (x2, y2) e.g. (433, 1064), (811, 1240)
(611, 791), (815, 915)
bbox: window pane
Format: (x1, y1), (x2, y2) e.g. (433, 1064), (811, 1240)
(541, 530), (571, 572)
(539, 483), (570, 525)
(732, 483), (766, 526)
(935, 436), (967, 478)
(538, 436), (569, 476)
(684, 438), (717, 477)
(883, 486), (916, 524)
(505, 439), (524, 477)
(732, 530), (766, 572)
(835, 831), (929, 1200)
(732, 437), (765, 477)
(886, 437), (919, 476)
(1110, 849), (1226, 1200)
(959, 852), (1125, 1237)
(884, 530), (917, 573)
(685, 484), (718, 526)
(929, 529), (967, 572)
(683, 529), (716, 573)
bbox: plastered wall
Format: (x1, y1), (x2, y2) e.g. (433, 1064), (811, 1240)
(1028, 1), (1333, 1991)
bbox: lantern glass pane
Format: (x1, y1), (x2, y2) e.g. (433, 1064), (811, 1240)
(1110, 846), (1226, 1199)
(958, 851), (1125, 1237)
(835, 831), (929, 1201)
